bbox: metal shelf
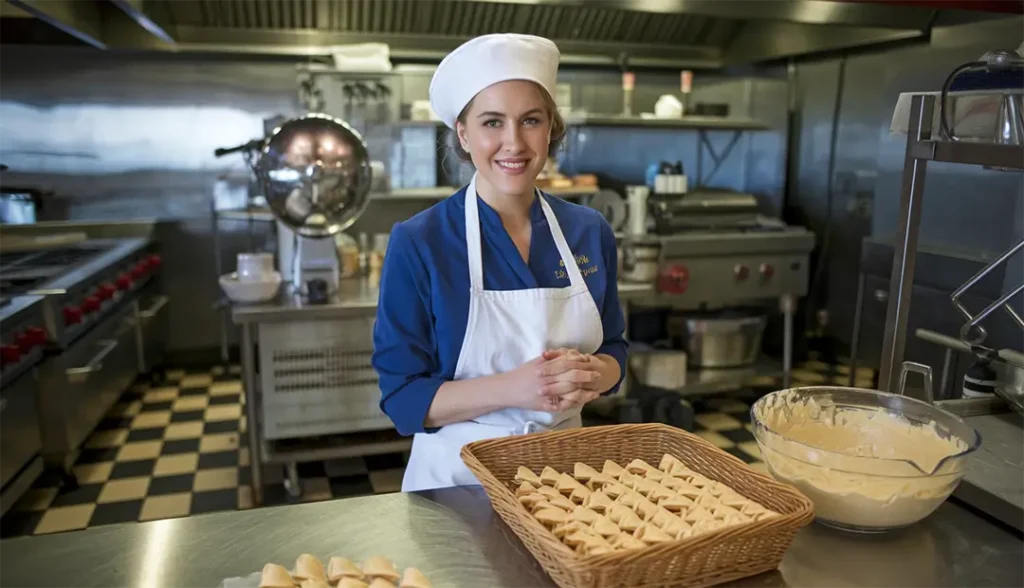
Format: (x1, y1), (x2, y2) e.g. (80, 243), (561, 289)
(910, 140), (1024, 170)
(563, 114), (770, 131)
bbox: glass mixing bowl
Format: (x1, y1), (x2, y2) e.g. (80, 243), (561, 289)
(751, 385), (981, 533)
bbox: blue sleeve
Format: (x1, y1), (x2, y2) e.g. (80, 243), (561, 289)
(595, 219), (628, 396)
(371, 223), (444, 436)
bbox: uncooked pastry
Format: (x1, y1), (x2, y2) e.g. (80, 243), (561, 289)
(327, 557), (364, 582)
(362, 556), (400, 581)
(758, 389), (968, 528)
(251, 555), (428, 588)
(294, 554), (326, 582)
(260, 563), (295, 588)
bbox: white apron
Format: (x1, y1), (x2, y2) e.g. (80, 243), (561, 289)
(401, 174), (605, 492)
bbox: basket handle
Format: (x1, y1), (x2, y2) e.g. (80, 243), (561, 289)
(898, 361), (935, 405)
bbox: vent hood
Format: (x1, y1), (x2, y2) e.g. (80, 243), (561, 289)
(2, 0), (1020, 68)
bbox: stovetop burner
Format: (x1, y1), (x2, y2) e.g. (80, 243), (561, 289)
(0, 243), (114, 298)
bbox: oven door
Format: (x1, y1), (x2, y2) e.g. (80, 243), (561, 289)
(0, 370), (43, 491)
(37, 301), (140, 467)
(133, 282), (169, 374)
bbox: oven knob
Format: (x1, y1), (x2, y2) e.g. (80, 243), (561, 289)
(759, 263), (775, 279)
(26, 327), (47, 346)
(658, 264), (690, 294)
(116, 273), (134, 290)
(734, 264), (750, 281)
(82, 295), (101, 313)
(131, 261), (147, 279)
(63, 305), (83, 325)
(98, 283), (116, 300)
(0, 344), (21, 366)
(15, 332), (32, 353)
(147, 254), (162, 270)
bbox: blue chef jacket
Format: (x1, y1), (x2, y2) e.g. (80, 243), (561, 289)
(372, 187), (629, 436)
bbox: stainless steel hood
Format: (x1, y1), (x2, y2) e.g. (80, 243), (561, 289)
(2, 0), (1020, 68)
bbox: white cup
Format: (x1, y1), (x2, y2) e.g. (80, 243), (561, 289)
(237, 253), (274, 282)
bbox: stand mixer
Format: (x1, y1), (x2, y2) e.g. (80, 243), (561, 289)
(256, 113), (373, 303)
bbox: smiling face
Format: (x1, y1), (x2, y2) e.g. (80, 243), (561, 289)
(456, 80), (554, 201)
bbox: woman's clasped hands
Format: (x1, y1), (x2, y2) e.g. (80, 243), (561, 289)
(507, 347), (604, 412)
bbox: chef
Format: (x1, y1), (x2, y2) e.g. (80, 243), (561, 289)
(372, 33), (628, 493)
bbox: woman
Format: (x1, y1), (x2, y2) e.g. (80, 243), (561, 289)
(372, 33), (628, 493)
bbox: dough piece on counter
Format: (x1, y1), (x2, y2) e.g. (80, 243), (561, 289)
(573, 462), (599, 482)
(515, 466), (542, 486)
(569, 485), (592, 504)
(516, 481), (537, 497)
(259, 563), (295, 588)
(300, 580), (330, 588)
(362, 557), (400, 582)
(540, 466), (561, 486)
(602, 460), (624, 478)
(367, 579), (397, 588)
(337, 579), (370, 588)
(582, 490), (613, 513)
(399, 568), (432, 588)
(327, 557), (364, 582)
(293, 554), (326, 582)
(535, 507), (569, 526)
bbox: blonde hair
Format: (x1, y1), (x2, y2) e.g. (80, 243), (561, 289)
(448, 83), (567, 163)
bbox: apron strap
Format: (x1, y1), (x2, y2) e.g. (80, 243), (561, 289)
(464, 173), (587, 290)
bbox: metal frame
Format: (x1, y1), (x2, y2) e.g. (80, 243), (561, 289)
(877, 94), (1024, 392)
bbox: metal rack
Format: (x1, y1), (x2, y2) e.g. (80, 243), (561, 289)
(877, 94), (1024, 393)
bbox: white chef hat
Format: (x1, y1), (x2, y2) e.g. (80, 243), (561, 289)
(429, 33), (560, 129)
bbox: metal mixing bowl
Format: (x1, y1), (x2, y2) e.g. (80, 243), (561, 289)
(258, 113), (373, 238)
(751, 373), (981, 533)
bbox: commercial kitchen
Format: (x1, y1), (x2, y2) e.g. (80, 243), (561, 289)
(0, 1), (1022, 587)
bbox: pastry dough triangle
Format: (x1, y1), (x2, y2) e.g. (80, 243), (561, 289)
(399, 568), (432, 588)
(367, 579), (397, 588)
(548, 494), (576, 511)
(634, 523), (673, 544)
(259, 563), (295, 588)
(337, 579), (370, 588)
(569, 506), (600, 525)
(634, 498), (658, 520)
(327, 557), (364, 582)
(515, 466), (542, 486)
(519, 493), (547, 508)
(540, 466), (561, 485)
(573, 462), (600, 481)
(569, 485), (592, 504)
(535, 507), (569, 526)
(362, 557), (400, 582)
(659, 453), (684, 473)
(592, 515), (621, 537)
(658, 495), (693, 512)
(537, 485), (561, 500)
(552, 521), (587, 538)
(583, 491), (613, 513)
(618, 511), (644, 533)
(293, 554), (326, 582)
(684, 506), (714, 523)
(612, 533), (648, 550)
(602, 482), (627, 498)
(585, 473), (616, 490)
(300, 580), (330, 588)
(556, 472), (584, 494)
(602, 460), (624, 478)
(515, 481), (537, 497)
(660, 516), (688, 538)
(625, 459), (655, 475)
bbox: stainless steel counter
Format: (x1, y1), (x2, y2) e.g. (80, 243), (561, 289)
(1, 488), (1020, 588)
(232, 279), (656, 324)
(955, 412), (1024, 532)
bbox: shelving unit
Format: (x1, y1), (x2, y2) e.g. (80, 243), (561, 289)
(877, 94), (1024, 393)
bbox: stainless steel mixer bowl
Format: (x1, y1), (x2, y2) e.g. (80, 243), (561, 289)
(258, 113), (373, 238)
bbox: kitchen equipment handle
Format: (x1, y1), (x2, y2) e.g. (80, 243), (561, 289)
(915, 328), (971, 354)
(66, 339), (118, 381)
(898, 361), (935, 405)
(950, 237), (1024, 346)
(139, 296), (169, 320)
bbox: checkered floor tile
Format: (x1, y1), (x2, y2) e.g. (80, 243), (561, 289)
(0, 359), (871, 538)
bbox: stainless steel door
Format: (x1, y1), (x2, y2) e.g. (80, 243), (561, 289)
(0, 372), (43, 488)
(37, 301), (140, 468)
(133, 283), (170, 374)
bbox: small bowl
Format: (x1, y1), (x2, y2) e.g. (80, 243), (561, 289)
(219, 271), (281, 303)
(751, 385), (981, 533)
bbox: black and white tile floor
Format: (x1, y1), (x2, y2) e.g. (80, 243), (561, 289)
(0, 359), (873, 538)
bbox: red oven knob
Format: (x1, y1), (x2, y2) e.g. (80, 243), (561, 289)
(147, 254), (162, 270)
(98, 283), (116, 301)
(0, 344), (21, 366)
(26, 327), (47, 346)
(734, 264), (750, 281)
(116, 273), (134, 290)
(15, 332), (32, 353)
(759, 263), (775, 279)
(63, 305), (83, 325)
(131, 261), (147, 279)
(658, 264), (690, 294)
(82, 295), (101, 313)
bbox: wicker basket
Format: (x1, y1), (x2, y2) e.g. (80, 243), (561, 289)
(461, 423), (814, 588)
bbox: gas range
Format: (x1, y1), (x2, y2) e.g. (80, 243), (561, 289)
(0, 239), (161, 348)
(0, 295), (46, 388)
